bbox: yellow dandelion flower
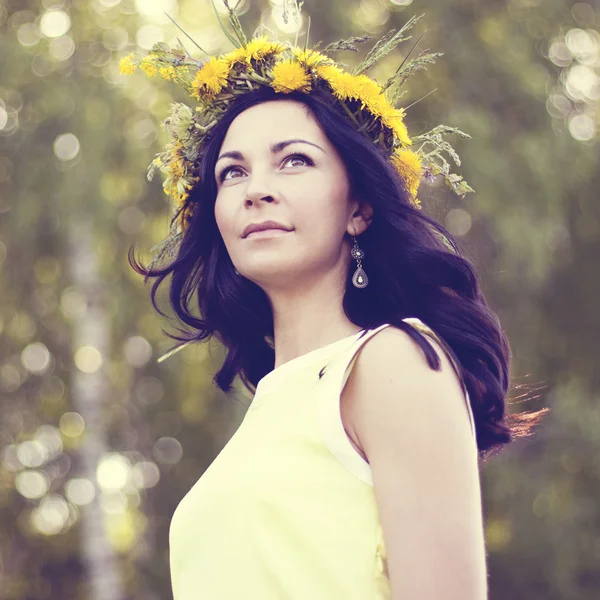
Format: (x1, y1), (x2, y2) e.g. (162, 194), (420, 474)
(224, 36), (285, 68)
(292, 47), (332, 68)
(317, 66), (375, 103)
(360, 91), (388, 117)
(378, 103), (411, 146)
(140, 57), (158, 77)
(119, 53), (137, 75)
(223, 46), (247, 67)
(378, 103), (406, 123)
(391, 149), (422, 199)
(329, 72), (369, 101)
(159, 66), (177, 81)
(355, 75), (382, 98)
(192, 57), (232, 99)
(243, 35), (284, 64)
(315, 63), (344, 82)
(389, 118), (411, 147)
(271, 60), (311, 94)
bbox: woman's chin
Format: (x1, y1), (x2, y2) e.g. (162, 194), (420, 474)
(238, 263), (302, 287)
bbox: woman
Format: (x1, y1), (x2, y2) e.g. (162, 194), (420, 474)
(128, 12), (548, 600)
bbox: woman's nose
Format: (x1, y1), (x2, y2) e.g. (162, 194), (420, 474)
(244, 167), (278, 204)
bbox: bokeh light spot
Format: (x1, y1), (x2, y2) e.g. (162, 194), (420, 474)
(549, 40), (572, 67)
(133, 0), (177, 23)
(0, 106), (19, 136)
(270, 4), (303, 34)
(103, 26), (128, 51)
(96, 453), (131, 490)
(99, 490), (128, 514)
(30, 494), (70, 535)
(1, 444), (24, 472)
(74, 345), (103, 373)
(134, 376), (164, 406)
(17, 22), (41, 47)
(17, 440), (49, 468)
(53, 133), (80, 161)
(39, 10), (71, 38)
(568, 113), (596, 141)
(35, 425), (64, 460)
(131, 461), (160, 488)
(21, 342), (51, 375)
(486, 518), (512, 550)
(0, 364), (23, 392)
(565, 28), (598, 64)
(152, 437), (183, 465)
(48, 34), (76, 61)
(445, 208), (473, 237)
(16, 469), (50, 499)
(59, 412), (85, 438)
(566, 64), (600, 102)
(65, 477), (96, 505)
(124, 335), (153, 367)
(136, 24), (164, 50)
(60, 287), (88, 319)
(34, 255), (61, 284)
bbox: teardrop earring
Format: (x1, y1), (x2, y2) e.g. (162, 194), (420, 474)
(351, 235), (368, 288)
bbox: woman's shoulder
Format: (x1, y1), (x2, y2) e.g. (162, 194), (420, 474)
(344, 317), (475, 440)
(360, 317), (462, 383)
(357, 318), (447, 360)
(345, 318), (467, 416)
(361, 319), (443, 365)
(342, 318), (476, 459)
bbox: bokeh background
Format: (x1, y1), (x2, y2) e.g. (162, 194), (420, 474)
(1, 0), (599, 598)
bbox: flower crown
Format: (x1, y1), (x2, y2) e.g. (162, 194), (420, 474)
(121, 2), (473, 274)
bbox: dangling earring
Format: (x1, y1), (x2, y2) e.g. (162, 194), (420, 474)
(351, 235), (368, 288)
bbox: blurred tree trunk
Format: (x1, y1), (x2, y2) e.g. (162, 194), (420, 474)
(67, 218), (124, 600)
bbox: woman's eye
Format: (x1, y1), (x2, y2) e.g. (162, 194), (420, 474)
(283, 154), (310, 168)
(219, 166), (243, 182)
(218, 153), (313, 183)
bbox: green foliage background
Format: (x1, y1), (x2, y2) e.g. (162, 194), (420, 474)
(0, 0), (599, 598)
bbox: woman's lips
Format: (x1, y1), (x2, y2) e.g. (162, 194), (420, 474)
(245, 229), (291, 239)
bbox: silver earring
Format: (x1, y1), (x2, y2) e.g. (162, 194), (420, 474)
(351, 235), (368, 288)
(234, 269), (240, 275)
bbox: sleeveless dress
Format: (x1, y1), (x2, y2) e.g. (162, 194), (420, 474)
(168, 318), (477, 599)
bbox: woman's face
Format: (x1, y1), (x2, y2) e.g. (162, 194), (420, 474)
(214, 99), (361, 290)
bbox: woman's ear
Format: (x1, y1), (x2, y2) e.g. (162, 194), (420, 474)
(348, 199), (373, 236)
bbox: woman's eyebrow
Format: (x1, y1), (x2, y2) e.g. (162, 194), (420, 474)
(216, 138), (325, 164)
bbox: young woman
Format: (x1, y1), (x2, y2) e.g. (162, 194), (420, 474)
(128, 16), (548, 600)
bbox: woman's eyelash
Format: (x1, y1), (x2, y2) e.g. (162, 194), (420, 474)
(217, 152), (314, 182)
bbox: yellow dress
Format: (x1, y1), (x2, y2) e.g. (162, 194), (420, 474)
(169, 318), (477, 599)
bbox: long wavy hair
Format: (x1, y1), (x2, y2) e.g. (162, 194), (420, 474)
(130, 85), (548, 464)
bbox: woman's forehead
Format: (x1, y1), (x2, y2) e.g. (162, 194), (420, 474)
(222, 100), (323, 146)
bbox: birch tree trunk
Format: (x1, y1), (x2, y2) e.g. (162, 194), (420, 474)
(68, 218), (125, 600)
